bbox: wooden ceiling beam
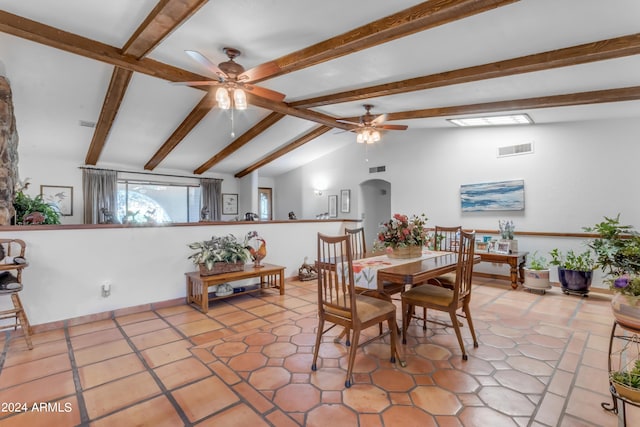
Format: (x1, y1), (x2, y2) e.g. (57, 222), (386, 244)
(86, 0), (209, 167)
(291, 33), (640, 108)
(247, 0), (519, 83)
(0, 9), (208, 83)
(384, 86), (640, 121)
(84, 67), (133, 165)
(145, 91), (217, 170)
(235, 126), (332, 178)
(122, 0), (208, 58)
(246, 94), (353, 131)
(194, 112), (286, 174)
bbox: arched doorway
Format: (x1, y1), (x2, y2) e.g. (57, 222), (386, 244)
(359, 179), (391, 251)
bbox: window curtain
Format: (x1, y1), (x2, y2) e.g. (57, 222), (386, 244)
(200, 178), (223, 221)
(82, 169), (118, 224)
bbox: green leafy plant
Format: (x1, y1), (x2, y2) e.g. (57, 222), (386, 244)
(188, 234), (251, 269)
(527, 251), (549, 270)
(583, 214), (640, 278)
(611, 358), (640, 390)
(549, 248), (595, 272)
(13, 191), (61, 225)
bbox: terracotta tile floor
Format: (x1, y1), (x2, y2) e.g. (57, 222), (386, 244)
(1, 278), (640, 426)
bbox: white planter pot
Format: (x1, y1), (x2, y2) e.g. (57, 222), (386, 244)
(523, 268), (551, 290)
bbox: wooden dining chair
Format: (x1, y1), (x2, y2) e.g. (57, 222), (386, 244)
(345, 227), (366, 260)
(401, 230), (478, 360)
(312, 233), (404, 387)
(0, 239), (33, 350)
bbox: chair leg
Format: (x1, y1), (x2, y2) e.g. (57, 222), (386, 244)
(335, 327), (351, 346)
(388, 316), (406, 367)
(449, 311), (467, 360)
(311, 317), (324, 371)
(345, 327), (361, 388)
(11, 294), (33, 350)
(401, 300), (409, 344)
(463, 303), (479, 348)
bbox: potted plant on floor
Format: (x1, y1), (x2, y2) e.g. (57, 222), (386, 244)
(188, 234), (251, 276)
(523, 252), (551, 293)
(584, 214), (640, 328)
(549, 248), (595, 296)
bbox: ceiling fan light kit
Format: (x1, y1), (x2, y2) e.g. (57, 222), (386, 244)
(342, 104), (407, 144)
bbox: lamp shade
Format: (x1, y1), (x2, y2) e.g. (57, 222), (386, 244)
(234, 88), (247, 110)
(215, 87), (230, 109)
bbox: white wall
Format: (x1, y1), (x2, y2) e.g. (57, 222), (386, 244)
(275, 117), (640, 287)
(0, 221), (344, 325)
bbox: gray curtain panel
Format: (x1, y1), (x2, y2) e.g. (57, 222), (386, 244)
(200, 178), (223, 221)
(82, 169), (118, 224)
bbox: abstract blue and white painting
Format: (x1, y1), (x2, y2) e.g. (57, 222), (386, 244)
(460, 180), (524, 212)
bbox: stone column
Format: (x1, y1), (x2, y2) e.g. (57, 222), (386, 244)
(0, 76), (19, 225)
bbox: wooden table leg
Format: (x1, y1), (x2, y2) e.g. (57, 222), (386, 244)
(508, 258), (519, 289)
(279, 269), (285, 295)
(517, 255), (527, 287)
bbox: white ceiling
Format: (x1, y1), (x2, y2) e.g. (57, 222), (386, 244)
(1, 0), (639, 178)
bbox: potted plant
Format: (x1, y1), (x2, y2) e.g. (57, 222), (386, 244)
(188, 234), (251, 276)
(549, 248), (595, 296)
(13, 190), (61, 225)
(523, 252), (551, 293)
(374, 213), (428, 258)
(610, 350), (640, 402)
(498, 219), (517, 253)
(584, 214), (640, 328)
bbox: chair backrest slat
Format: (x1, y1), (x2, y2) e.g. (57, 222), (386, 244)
(454, 230), (476, 301)
(434, 226), (462, 252)
(345, 227), (366, 260)
(317, 233), (356, 320)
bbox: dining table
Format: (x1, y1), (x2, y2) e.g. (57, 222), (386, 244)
(375, 252), (482, 293)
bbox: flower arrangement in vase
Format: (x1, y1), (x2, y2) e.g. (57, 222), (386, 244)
(374, 213), (428, 258)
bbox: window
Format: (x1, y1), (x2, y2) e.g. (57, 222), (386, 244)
(258, 187), (272, 220)
(117, 180), (201, 224)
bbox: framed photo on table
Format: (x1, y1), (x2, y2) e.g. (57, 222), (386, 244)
(494, 240), (511, 254)
(222, 193), (238, 215)
(340, 189), (350, 213)
(328, 195), (338, 218)
(40, 185), (73, 216)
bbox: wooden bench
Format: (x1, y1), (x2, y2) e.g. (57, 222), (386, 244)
(473, 251), (528, 289)
(186, 263), (285, 313)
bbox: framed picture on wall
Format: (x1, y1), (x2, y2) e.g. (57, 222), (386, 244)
(328, 195), (338, 218)
(40, 185), (73, 216)
(340, 189), (350, 213)
(222, 193), (238, 215)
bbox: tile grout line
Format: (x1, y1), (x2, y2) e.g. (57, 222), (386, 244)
(63, 320), (90, 425)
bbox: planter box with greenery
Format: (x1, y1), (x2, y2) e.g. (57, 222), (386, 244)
(523, 252), (551, 293)
(188, 234), (251, 276)
(549, 248), (595, 296)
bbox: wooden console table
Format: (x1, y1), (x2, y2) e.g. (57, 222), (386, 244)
(186, 263), (285, 313)
(473, 251), (528, 289)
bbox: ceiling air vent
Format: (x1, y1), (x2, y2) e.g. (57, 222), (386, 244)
(368, 166), (386, 173)
(79, 120), (96, 128)
(497, 142), (534, 158)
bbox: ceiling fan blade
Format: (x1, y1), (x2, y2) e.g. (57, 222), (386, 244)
(380, 124), (408, 130)
(371, 113), (387, 126)
(243, 84), (286, 102)
(173, 80), (223, 87)
(239, 61), (281, 82)
(185, 50), (227, 80)
(336, 119), (361, 126)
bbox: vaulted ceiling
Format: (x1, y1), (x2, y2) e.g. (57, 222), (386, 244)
(1, 0), (639, 178)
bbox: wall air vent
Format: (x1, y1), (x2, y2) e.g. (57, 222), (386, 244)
(368, 166), (386, 173)
(497, 142), (534, 158)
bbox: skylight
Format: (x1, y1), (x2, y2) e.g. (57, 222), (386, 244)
(447, 114), (533, 127)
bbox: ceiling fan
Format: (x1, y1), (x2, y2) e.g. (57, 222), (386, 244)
(178, 47), (286, 109)
(338, 104), (408, 143)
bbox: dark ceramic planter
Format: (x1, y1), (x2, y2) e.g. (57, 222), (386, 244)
(558, 268), (593, 295)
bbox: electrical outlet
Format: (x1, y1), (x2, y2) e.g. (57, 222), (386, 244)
(101, 282), (111, 297)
